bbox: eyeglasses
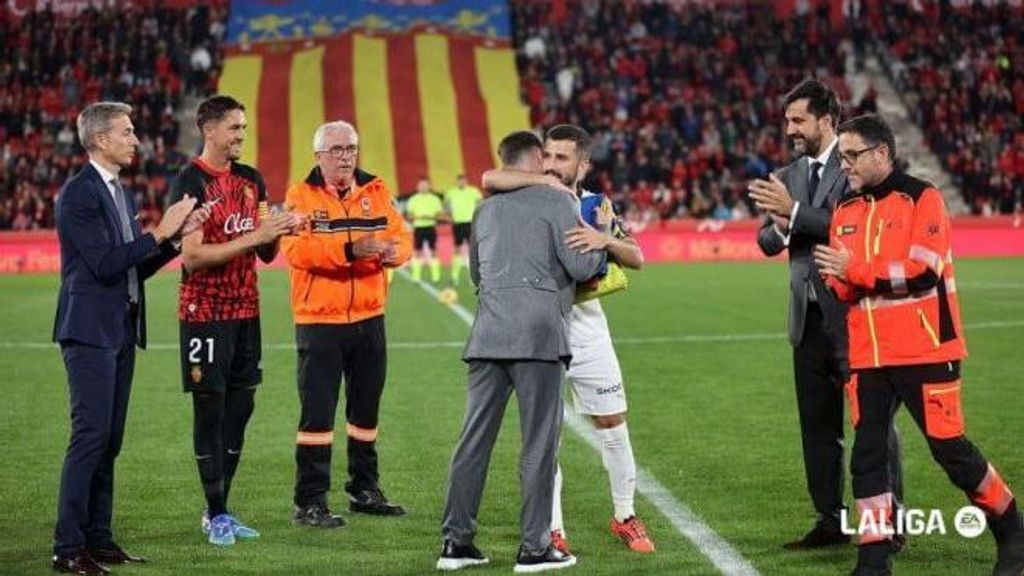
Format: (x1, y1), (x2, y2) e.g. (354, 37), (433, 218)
(318, 145), (359, 158)
(839, 145), (879, 166)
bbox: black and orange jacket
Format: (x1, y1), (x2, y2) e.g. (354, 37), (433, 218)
(282, 167), (412, 325)
(825, 170), (966, 369)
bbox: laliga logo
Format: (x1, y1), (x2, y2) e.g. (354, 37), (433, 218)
(840, 506), (987, 538)
(224, 213), (255, 235)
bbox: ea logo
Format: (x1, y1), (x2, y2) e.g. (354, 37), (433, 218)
(954, 506), (987, 538)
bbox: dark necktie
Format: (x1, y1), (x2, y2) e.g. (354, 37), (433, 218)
(110, 178), (140, 304)
(809, 160), (822, 201)
(807, 161), (823, 302)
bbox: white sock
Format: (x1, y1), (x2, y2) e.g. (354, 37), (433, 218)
(595, 422), (636, 522)
(550, 463), (565, 534)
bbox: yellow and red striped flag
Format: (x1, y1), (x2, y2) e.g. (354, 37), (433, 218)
(219, 1), (528, 201)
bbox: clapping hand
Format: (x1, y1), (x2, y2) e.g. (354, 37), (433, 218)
(253, 211), (294, 245)
(814, 243), (852, 280)
(352, 232), (388, 260)
(180, 201), (211, 237)
(156, 195), (198, 241)
(748, 174), (795, 216)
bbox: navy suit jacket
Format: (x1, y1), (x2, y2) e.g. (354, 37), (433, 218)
(52, 163), (179, 349)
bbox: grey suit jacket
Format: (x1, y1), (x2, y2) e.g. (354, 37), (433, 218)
(463, 185), (607, 364)
(757, 146), (849, 349)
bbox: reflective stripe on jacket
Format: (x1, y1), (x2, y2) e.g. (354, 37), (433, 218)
(825, 170), (966, 369)
(282, 167), (412, 324)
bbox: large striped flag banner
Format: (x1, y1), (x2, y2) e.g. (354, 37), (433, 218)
(219, 0), (529, 202)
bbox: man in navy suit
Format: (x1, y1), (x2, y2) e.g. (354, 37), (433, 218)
(52, 101), (208, 575)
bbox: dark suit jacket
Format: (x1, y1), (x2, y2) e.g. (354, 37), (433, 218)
(757, 146), (849, 349)
(52, 163), (179, 349)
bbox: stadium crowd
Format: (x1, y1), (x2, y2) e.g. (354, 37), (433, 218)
(0, 4), (228, 230)
(510, 1), (857, 228)
(2, 2), (1020, 231)
(875, 1), (1023, 216)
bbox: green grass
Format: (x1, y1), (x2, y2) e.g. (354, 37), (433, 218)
(1, 258), (1022, 574)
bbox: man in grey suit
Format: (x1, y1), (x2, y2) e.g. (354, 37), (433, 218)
(437, 131), (606, 573)
(749, 79), (903, 550)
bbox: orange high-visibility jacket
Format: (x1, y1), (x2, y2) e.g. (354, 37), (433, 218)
(282, 167), (412, 325)
(825, 170), (966, 369)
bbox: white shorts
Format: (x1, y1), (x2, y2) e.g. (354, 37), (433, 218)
(566, 336), (627, 416)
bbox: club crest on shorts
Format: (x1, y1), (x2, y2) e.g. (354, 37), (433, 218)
(190, 365), (203, 384)
(360, 197), (371, 215)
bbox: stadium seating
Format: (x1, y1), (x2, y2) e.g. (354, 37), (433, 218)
(873, 1), (1023, 216)
(3, 1), (1019, 230)
(0, 4), (228, 230)
(509, 1), (854, 228)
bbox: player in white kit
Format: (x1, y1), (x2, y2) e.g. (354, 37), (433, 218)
(483, 124), (653, 554)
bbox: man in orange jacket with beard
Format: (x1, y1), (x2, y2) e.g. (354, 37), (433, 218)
(282, 120), (412, 528)
(816, 114), (1024, 576)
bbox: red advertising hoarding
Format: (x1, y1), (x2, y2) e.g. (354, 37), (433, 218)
(3, 216), (1021, 275)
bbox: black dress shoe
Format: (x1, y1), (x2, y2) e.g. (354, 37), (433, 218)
(513, 544), (576, 573)
(436, 539), (489, 571)
(783, 524), (851, 550)
(52, 551), (109, 575)
(87, 542), (147, 564)
(348, 488), (406, 516)
(293, 503), (347, 528)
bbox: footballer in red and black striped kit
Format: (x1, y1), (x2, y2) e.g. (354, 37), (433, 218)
(168, 95), (302, 547)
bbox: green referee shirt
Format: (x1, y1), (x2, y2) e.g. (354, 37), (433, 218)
(406, 191), (444, 228)
(444, 185), (482, 224)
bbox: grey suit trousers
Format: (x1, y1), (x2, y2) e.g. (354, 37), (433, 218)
(441, 359), (564, 553)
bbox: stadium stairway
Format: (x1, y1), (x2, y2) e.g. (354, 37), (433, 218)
(847, 51), (967, 214)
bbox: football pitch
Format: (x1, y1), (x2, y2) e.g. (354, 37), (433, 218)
(1, 258), (1022, 575)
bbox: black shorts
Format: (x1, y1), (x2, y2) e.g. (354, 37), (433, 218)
(414, 227), (437, 251)
(452, 222), (472, 246)
(179, 317), (262, 393)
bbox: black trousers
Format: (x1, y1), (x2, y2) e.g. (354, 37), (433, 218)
(55, 317), (137, 555)
(294, 317), (387, 506)
(850, 361), (989, 501)
(793, 302), (903, 529)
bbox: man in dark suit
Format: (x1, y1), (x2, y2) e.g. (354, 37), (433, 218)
(52, 101), (207, 574)
(749, 80), (903, 549)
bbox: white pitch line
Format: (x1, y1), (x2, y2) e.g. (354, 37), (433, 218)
(3, 319), (1021, 352)
(401, 270), (761, 576)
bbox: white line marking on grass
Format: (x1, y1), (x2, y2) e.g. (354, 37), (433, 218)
(5, 320), (1020, 352)
(401, 270), (761, 576)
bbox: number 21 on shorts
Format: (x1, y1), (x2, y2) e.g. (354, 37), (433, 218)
(188, 337), (214, 364)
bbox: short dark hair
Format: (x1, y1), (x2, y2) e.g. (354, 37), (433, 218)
(545, 124), (592, 160)
(838, 114), (897, 163)
(497, 130), (543, 167)
(784, 79), (840, 128)
(196, 95), (245, 132)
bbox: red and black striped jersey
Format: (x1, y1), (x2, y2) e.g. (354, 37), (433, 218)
(169, 158), (268, 322)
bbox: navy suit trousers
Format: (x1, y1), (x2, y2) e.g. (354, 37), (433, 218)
(54, 329), (136, 555)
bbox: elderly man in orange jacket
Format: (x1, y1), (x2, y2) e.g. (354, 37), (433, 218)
(816, 114), (1024, 576)
(282, 120), (412, 528)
